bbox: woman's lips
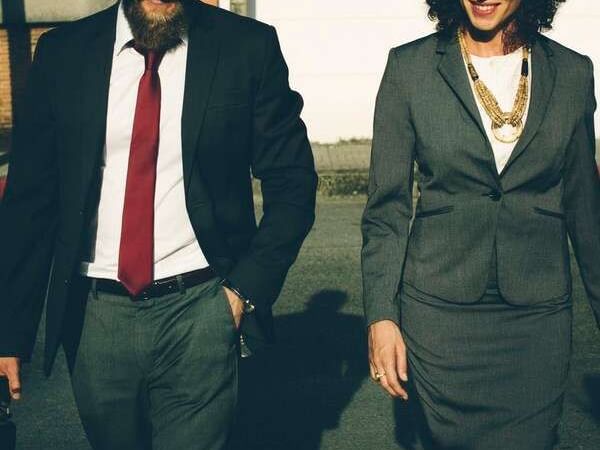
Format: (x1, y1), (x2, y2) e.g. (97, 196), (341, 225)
(470, 2), (500, 18)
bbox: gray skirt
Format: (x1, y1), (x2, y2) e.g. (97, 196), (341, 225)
(399, 282), (572, 450)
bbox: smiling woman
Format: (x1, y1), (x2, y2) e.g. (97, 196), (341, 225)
(427, 0), (566, 49)
(362, 0), (600, 449)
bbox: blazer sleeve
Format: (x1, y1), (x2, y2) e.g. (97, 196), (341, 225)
(226, 26), (318, 310)
(361, 49), (416, 327)
(564, 57), (600, 328)
(0, 32), (59, 359)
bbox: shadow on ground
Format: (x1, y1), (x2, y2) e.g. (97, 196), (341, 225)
(582, 375), (600, 423)
(230, 289), (369, 450)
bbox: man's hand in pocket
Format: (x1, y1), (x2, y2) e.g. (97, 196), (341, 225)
(223, 287), (244, 329)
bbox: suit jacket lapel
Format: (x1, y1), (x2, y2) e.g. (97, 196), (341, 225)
(181, 3), (221, 197)
(437, 36), (499, 179)
(500, 38), (556, 176)
(79, 4), (118, 208)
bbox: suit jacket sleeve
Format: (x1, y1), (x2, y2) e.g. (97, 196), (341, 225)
(564, 57), (600, 328)
(226, 27), (317, 310)
(361, 49), (416, 327)
(0, 32), (58, 359)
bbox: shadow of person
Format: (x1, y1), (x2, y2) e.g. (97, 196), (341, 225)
(392, 360), (437, 450)
(583, 374), (600, 423)
(230, 290), (369, 450)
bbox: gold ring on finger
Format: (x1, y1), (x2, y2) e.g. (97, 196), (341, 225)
(374, 371), (386, 382)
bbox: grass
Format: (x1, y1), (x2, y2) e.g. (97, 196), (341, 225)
(311, 138), (372, 147)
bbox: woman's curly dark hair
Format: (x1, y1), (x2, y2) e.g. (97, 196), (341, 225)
(426, 0), (566, 47)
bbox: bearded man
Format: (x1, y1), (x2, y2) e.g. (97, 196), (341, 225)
(0, 0), (317, 448)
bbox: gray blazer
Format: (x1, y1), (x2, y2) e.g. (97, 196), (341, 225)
(361, 33), (599, 327)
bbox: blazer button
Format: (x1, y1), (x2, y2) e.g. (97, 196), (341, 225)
(488, 190), (502, 202)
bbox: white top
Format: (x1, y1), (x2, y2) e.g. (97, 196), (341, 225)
(80, 4), (209, 280)
(466, 47), (532, 173)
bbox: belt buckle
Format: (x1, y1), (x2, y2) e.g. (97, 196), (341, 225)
(135, 277), (180, 301)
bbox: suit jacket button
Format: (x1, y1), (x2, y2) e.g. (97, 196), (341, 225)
(488, 191), (502, 202)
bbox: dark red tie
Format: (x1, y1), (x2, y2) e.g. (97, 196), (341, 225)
(118, 47), (165, 296)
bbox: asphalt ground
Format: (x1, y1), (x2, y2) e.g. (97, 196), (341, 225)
(8, 197), (600, 450)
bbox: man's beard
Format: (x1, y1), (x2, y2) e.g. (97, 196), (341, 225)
(122, 0), (188, 51)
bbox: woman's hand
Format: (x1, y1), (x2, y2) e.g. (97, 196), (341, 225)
(368, 320), (409, 400)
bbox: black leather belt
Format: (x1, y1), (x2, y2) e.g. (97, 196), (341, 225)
(93, 267), (216, 300)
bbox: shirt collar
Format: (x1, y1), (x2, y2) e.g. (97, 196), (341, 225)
(114, 2), (188, 56)
(115, 2), (134, 55)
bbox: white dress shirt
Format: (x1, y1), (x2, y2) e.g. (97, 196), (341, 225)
(80, 4), (209, 280)
(467, 47), (533, 174)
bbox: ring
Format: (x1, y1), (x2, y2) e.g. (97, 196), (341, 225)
(374, 371), (386, 382)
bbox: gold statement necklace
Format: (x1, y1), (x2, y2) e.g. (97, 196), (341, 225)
(458, 28), (530, 144)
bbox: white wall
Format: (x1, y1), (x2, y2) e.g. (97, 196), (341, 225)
(252, 0), (600, 143)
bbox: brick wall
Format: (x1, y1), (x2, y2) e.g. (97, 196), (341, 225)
(0, 26), (50, 152)
(0, 29), (11, 129)
(0, 27), (51, 126)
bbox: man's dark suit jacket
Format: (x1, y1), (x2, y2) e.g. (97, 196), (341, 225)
(362, 33), (599, 327)
(0, 1), (317, 375)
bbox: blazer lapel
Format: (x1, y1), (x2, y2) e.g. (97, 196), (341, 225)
(500, 39), (556, 176)
(181, 3), (221, 197)
(437, 37), (499, 179)
(78, 4), (118, 208)
(437, 38), (488, 138)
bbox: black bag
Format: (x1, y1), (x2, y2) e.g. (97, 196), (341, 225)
(0, 377), (16, 450)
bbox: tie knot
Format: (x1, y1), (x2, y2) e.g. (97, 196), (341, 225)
(134, 45), (165, 72)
